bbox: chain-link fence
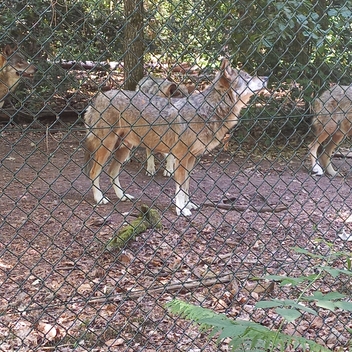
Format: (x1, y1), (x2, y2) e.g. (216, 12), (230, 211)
(0, 1), (352, 351)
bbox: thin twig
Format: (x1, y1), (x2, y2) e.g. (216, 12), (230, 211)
(203, 201), (287, 213)
(46, 125), (49, 152)
(87, 273), (234, 304)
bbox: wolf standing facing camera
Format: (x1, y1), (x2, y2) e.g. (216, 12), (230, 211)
(0, 44), (37, 108)
(309, 85), (352, 177)
(84, 59), (268, 216)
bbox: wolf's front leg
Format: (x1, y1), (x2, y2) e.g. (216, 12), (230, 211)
(175, 187), (192, 216)
(182, 179), (198, 211)
(92, 177), (110, 204)
(163, 154), (175, 177)
(146, 149), (156, 176)
(308, 139), (323, 176)
(174, 155), (197, 216)
(85, 144), (111, 205)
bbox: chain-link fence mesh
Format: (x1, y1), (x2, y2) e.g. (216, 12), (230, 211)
(0, 0), (352, 351)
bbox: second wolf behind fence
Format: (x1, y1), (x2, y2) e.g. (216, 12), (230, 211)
(84, 59), (268, 216)
(136, 76), (189, 177)
(309, 85), (352, 177)
(0, 44), (37, 108)
(137, 76), (189, 99)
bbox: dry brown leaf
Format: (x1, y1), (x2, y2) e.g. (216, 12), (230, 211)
(283, 324), (297, 336)
(91, 268), (105, 279)
(37, 322), (61, 342)
(106, 338), (125, 347)
(245, 281), (275, 294)
(58, 314), (76, 324)
(87, 216), (112, 227)
(212, 298), (229, 311)
(77, 283), (92, 294)
(250, 291), (259, 300)
(0, 260), (12, 269)
(59, 261), (75, 267)
(311, 316), (324, 329)
(105, 304), (117, 315)
(119, 253), (132, 264)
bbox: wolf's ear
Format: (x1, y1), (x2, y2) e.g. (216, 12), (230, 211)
(0, 54), (6, 68)
(168, 83), (178, 97)
(220, 59), (230, 71)
(221, 59), (233, 74)
(219, 59), (231, 88)
(3, 45), (14, 57)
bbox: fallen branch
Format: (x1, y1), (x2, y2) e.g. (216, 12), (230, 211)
(87, 273), (235, 304)
(107, 204), (162, 250)
(203, 201), (287, 213)
(0, 108), (81, 124)
(334, 151), (352, 159)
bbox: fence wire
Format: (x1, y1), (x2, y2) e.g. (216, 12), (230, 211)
(0, 0), (352, 351)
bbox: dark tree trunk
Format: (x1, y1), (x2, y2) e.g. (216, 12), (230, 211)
(123, 0), (144, 91)
(312, 0), (330, 96)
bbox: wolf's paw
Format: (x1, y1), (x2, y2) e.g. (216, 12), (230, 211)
(95, 197), (110, 205)
(182, 208), (192, 216)
(176, 207), (192, 217)
(146, 168), (156, 177)
(328, 171), (343, 178)
(120, 193), (135, 202)
(185, 201), (198, 210)
(163, 169), (173, 177)
(312, 164), (324, 176)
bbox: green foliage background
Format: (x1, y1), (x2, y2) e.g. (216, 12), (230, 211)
(0, 0), (351, 119)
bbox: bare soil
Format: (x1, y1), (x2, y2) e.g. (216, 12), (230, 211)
(1, 125), (352, 351)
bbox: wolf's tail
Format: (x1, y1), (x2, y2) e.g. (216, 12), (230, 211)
(83, 106), (96, 177)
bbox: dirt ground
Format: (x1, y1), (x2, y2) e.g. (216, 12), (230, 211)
(1, 125), (352, 351)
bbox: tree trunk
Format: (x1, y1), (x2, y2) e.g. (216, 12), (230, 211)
(312, 0), (330, 96)
(123, 0), (144, 91)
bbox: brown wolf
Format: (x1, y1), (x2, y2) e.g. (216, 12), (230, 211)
(84, 59), (268, 216)
(0, 45), (37, 108)
(309, 85), (352, 176)
(136, 76), (190, 176)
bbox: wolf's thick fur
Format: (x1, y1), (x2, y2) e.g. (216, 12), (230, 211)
(0, 45), (37, 108)
(84, 59), (268, 216)
(309, 85), (352, 176)
(136, 76), (190, 176)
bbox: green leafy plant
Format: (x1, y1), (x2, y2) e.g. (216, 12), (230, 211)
(166, 242), (352, 351)
(257, 245), (352, 323)
(166, 299), (329, 351)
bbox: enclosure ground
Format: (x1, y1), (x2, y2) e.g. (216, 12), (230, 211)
(1, 127), (352, 351)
